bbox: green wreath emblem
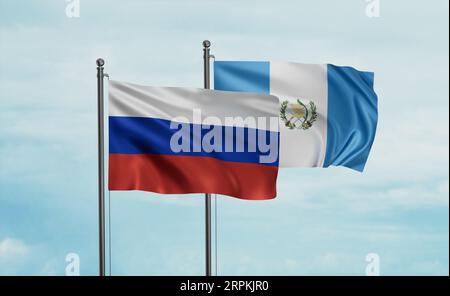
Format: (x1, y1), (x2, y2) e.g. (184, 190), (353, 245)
(280, 99), (317, 130)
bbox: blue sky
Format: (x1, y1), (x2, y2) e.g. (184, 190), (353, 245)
(0, 0), (448, 275)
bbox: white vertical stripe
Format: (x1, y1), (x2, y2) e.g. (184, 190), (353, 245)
(270, 62), (328, 167)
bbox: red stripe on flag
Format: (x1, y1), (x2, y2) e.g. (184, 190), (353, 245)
(109, 154), (278, 200)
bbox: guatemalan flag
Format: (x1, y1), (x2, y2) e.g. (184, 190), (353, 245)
(108, 81), (280, 200)
(214, 61), (378, 172)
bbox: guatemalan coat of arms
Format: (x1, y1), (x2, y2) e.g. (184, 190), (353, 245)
(280, 99), (317, 130)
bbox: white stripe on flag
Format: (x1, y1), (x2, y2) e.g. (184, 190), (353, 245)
(270, 62), (328, 167)
(109, 80), (280, 131)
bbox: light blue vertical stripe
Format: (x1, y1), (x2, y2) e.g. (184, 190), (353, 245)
(324, 64), (378, 172)
(214, 61), (270, 94)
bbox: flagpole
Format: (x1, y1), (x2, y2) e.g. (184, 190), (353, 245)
(202, 40), (212, 276)
(96, 58), (106, 276)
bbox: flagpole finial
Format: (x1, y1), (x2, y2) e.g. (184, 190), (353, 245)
(96, 58), (105, 67)
(203, 40), (211, 48)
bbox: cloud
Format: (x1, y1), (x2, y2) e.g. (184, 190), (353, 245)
(0, 237), (69, 275)
(0, 237), (30, 275)
(0, 237), (28, 259)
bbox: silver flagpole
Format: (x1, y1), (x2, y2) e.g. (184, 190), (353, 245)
(202, 40), (212, 276)
(96, 58), (106, 276)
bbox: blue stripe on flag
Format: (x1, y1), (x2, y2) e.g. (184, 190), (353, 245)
(214, 61), (270, 94)
(109, 116), (279, 166)
(324, 64), (378, 172)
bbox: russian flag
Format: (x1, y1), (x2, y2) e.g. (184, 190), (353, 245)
(214, 61), (378, 172)
(108, 81), (280, 200)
